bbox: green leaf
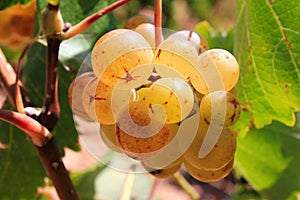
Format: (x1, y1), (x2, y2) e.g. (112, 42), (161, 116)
(235, 112), (300, 199)
(234, 0), (300, 131)
(194, 21), (234, 53)
(0, 0), (32, 10)
(37, 0), (115, 69)
(0, 121), (46, 199)
(22, 42), (79, 152)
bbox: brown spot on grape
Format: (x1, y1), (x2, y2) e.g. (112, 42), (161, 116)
(164, 101), (168, 105)
(156, 49), (162, 59)
(204, 117), (210, 125)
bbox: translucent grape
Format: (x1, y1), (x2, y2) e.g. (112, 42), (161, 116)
(153, 31), (199, 79)
(191, 49), (239, 94)
(91, 29), (153, 85)
(116, 100), (170, 160)
(94, 78), (115, 124)
(200, 91), (241, 127)
(124, 15), (154, 29)
(183, 120), (236, 170)
(69, 72), (95, 120)
(82, 77), (98, 121)
(135, 23), (156, 49)
(145, 77), (194, 124)
(142, 157), (182, 178)
(184, 158), (233, 182)
(99, 124), (122, 152)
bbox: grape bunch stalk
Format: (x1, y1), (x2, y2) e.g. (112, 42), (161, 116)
(69, 16), (241, 183)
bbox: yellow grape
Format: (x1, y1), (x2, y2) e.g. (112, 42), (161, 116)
(99, 124), (122, 153)
(154, 31), (199, 79)
(116, 100), (170, 160)
(124, 15), (154, 29)
(145, 77), (194, 124)
(183, 120), (236, 170)
(94, 78), (115, 125)
(142, 157), (183, 179)
(82, 77), (99, 121)
(69, 72), (95, 121)
(184, 158), (233, 182)
(91, 29), (153, 86)
(191, 49), (239, 94)
(143, 103), (200, 169)
(200, 91), (241, 127)
(135, 23), (156, 50)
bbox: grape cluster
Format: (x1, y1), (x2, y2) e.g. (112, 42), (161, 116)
(69, 18), (241, 182)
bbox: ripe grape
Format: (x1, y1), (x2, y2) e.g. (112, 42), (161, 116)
(183, 120), (236, 170)
(69, 72), (95, 121)
(94, 77), (116, 125)
(191, 49), (239, 94)
(100, 124), (122, 152)
(135, 23), (156, 50)
(142, 157), (182, 178)
(143, 103), (199, 169)
(82, 77), (99, 121)
(154, 31), (199, 79)
(200, 91), (241, 127)
(116, 100), (170, 160)
(145, 77), (194, 124)
(184, 158), (233, 182)
(124, 15), (154, 29)
(91, 29), (153, 85)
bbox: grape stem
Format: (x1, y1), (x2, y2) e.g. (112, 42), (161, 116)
(154, 0), (163, 47)
(15, 38), (39, 114)
(0, 49), (32, 109)
(173, 172), (200, 200)
(0, 109), (52, 147)
(60, 0), (132, 40)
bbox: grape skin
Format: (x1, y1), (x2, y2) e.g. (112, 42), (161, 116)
(183, 120), (236, 170)
(99, 124), (122, 153)
(191, 49), (240, 94)
(69, 72), (95, 121)
(200, 91), (241, 127)
(184, 158), (233, 182)
(145, 77), (194, 124)
(142, 157), (182, 178)
(116, 100), (170, 160)
(124, 15), (154, 29)
(82, 77), (99, 121)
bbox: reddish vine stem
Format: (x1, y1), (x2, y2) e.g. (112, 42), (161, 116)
(60, 0), (132, 40)
(0, 109), (52, 147)
(0, 49), (32, 109)
(37, 37), (61, 131)
(154, 0), (163, 47)
(34, 138), (80, 200)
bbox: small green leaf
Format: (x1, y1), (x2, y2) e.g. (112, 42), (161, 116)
(235, 112), (300, 199)
(0, 121), (46, 199)
(0, 0), (32, 10)
(194, 21), (234, 53)
(234, 0), (300, 131)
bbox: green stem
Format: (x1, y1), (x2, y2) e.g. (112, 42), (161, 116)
(173, 172), (200, 200)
